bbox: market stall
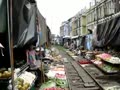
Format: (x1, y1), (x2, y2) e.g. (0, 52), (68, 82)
(64, 46), (120, 90)
(0, 0), (46, 89)
(39, 48), (69, 90)
(91, 53), (120, 74)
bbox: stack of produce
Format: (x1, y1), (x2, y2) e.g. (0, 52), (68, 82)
(0, 69), (11, 79)
(15, 71), (36, 90)
(92, 60), (103, 66)
(43, 87), (64, 90)
(15, 78), (30, 90)
(40, 79), (68, 90)
(78, 59), (91, 64)
(55, 73), (66, 80)
(96, 53), (120, 64)
(99, 64), (119, 73)
(108, 57), (120, 64)
(40, 80), (56, 90)
(96, 53), (112, 60)
(46, 65), (65, 79)
(19, 71), (36, 84)
(52, 55), (63, 62)
(42, 62), (68, 90)
(55, 79), (68, 88)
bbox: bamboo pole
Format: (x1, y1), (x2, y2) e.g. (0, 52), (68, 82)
(7, 0), (14, 89)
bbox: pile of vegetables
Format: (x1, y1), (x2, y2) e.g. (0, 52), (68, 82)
(15, 78), (30, 90)
(55, 73), (66, 79)
(40, 78), (68, 90)
(96, 53), (112, 60)
(56, 79), (68, 88)
(92, 60), (102, 65)
(43, 87), (64, 90)
(99, 64), (119, 73)
(40, 80), (56, 90)
(108, 57), (120, 64)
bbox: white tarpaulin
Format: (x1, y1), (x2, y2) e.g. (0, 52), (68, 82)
(0, 43), (4, 48)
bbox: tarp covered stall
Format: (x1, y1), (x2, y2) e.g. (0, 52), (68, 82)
(93, 15), (120, 47)
(12, 0), (38, 68)
(13, 0), (37, 47)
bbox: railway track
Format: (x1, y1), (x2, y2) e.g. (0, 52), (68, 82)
(62, 48), (120, 90)
(58, 48), (101, 90)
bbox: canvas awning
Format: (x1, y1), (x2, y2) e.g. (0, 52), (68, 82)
(13, 0), (37, 48)
(71, 35), (79, 39)
(0, 43), (4, 48)
(93, 15), (120, 47)
(63, 36), (71, 39)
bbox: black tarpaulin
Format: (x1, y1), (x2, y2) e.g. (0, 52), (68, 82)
(13, 0), (37, 47)
(0, 0), (7, 33)
(94, 15), (120, 47)
(0, 0), (10, 68)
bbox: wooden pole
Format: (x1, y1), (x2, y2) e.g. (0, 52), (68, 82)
(7, 0), (14, 89)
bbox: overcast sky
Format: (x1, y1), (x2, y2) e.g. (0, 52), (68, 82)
(36, 0), (93, 35)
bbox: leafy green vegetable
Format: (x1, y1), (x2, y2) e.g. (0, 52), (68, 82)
(40, 80), (56, 90)
(40, 78), (68, 90)
(56, 79), (68, 88)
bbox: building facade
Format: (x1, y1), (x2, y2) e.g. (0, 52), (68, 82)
(71, 14), (81, 37)
(86, 0), (120, 31)
(60, 25), (64, 37)
(60, 21), (71, 37)
(60, 10), (88, 39)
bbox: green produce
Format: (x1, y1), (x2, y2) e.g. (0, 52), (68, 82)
(40, 80), (56, 90)
(101, 64), (119, 72)
(17, 78), (24, 84)
(56, 79), (68, 88)
(15, 78), (30, 90)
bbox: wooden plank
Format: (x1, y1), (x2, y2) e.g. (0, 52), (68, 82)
(71, 61), (94, 83)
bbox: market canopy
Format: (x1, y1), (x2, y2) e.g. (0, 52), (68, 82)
(71, 35), (79, 39)
(13, 0), (37, 48)
(63, 36), (71, 39)
(93, 15), (120, 47)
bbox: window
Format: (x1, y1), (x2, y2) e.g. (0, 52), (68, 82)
(101, 5), (104, 18)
